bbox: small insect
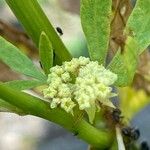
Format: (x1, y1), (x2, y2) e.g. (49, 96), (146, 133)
(122, 127), (140, 140)
(131, 128), (140, 140)
(140, 141), (150, 150)
(56, 27), (63, 36)
(122, 127), (131, 136)
(112, 108), (123, 123)
(39, 61), (43, 69)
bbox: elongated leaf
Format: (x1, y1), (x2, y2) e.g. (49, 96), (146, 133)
(81, 0), (112, 64)
(125, 0), (150, 54)
(3, 80), (45, 90)
(39, 32), (53, 75)
(0, 37), (46, 81)
(108, 37), (139, 86)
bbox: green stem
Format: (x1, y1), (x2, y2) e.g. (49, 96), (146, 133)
(5, 0), (72, 62)
(110, 140), (118, 150)
(0, 84), (112, 149)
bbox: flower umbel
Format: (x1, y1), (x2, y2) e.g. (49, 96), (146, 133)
(43, 57), (117, 123)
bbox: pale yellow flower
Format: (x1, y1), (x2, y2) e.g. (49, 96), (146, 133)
(43, 57), (117, 123)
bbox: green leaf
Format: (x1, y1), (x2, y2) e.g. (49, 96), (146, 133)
(3, 80), (45, 90)
(125, 0), (150, 54)
(0, 98), (24, 114)
(0, 37), (46, 81)
(80, 0), (112, 64)
(108, 37), (139, 86)
(39, 32), (53, 75)
(5, 0), (72, 63)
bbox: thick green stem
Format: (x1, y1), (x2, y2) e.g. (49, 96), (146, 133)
(0, 84), (112, 149)
(5, 0), (72, 62)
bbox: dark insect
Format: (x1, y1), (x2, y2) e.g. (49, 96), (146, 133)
(39, 61), (43, 69)
(131, 128), (140, 140)
(56, 27), (63, 36)
(122, 127), (131, 136)
(112, 108), (123, 123)
(140, 141), (149, 150)
(122, 127), (140, 140)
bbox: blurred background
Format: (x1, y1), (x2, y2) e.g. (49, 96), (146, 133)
(0, 0), (150, 149)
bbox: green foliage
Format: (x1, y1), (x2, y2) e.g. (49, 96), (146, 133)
(0, 37), (46, 81)
(1, 0), (150, 148)
(3, 80), (45, 90)
(125, 0), (150, 54)
(109, 0), (150, 86)
(5, 0), (72, 63)
(39, 32), (53, 75)
(80, 0), (112, 64)
(108, 37), (139, 86)
(0, 98), (24, 114)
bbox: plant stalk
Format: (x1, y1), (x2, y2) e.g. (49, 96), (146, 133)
(0, 84), (112, 149)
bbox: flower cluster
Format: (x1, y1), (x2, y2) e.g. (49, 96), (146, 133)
(43, 57), (117, 123)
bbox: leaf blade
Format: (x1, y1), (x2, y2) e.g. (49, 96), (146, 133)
(0, 37), (46, 81)
(3, 80), (45, 90)
(125, 0), (150, 54)
(39, 32), (53, 75)
(108, 37), (139, 86)
(80, 0), (112, 64)
(5, 0), (72, 62)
